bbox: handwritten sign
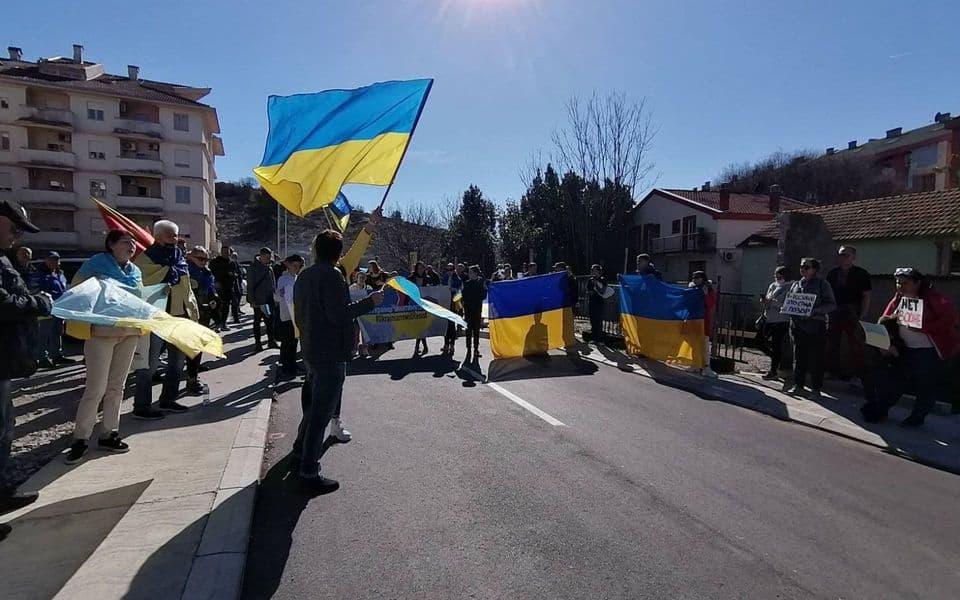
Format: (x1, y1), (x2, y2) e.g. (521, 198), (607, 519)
(780, 292), (817, 317)
(860, 321), (891, 350)
(897, 297), (923, 329)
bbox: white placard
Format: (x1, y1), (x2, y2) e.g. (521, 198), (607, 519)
(780, 292), (817, 317)
(897, 297), (923, 329)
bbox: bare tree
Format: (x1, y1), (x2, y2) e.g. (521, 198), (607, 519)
(550, 92), (660, 195)
(372, 202), (447, 270)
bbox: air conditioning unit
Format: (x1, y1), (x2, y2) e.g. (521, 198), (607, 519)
(720, 250), (737, 263)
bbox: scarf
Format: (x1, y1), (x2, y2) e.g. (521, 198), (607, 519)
(144, 244), (189, 285)
(76, 252), (142, 288)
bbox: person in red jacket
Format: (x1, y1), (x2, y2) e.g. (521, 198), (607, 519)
(869, 267), (959, 427)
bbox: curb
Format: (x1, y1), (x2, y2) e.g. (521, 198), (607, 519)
(577, 352), (890, 451)
(180, 396), (272, 600)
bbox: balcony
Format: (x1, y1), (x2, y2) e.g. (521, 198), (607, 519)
(115, 194), (164, 211)
(19, 106), (74, 127)
(19, 147), (77, 169)
(116, 156), (164, 173)
(648, 231), (717, 254)
(21, 231), (80, 248)
(19, 188), (77, 207)
(113, 118), (164, 139)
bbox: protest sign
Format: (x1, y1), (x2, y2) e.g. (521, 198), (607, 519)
(355, 284), (451, 344)
(860, 321), (891, 350)
(896, 297), (923, 328)
(780, 292), (817, 317)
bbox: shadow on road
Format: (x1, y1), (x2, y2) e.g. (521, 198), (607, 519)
(348, 353), (459, 380)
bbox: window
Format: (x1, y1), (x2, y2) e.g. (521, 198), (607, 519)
(87, 102), (104, 121)
(88, 140), (106, 160)
(90, 179), (107, 199)
(0, 132), (9, 151)
(0, 172), (12, 192)
(0, 98), (8, 109)
(671, 219), (681, 234)
(173, 113), (189, 131)
(916, 173), (937, 192)
(175, 185), (191, 204)
(30, 209), (74, 232)
(688, 260), (706, 280)
(174, 149), (190, 168)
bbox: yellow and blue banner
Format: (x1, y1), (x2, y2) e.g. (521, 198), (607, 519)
(253, 79), (433, 217)
(52, 278), (224, 359)
(326, 192), (352, 232)
(488, 273), (575, 358)
(354, 278), (465, 344)
(618, 274), (706, 367)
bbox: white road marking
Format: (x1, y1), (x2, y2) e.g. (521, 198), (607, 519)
(459, 363), (566, 427)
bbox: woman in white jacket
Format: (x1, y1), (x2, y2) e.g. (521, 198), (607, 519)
(274, 254), (304, 380)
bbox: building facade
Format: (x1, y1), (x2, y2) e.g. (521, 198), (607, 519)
(627, 185), (808, 290)
(0, 44), (224, 255)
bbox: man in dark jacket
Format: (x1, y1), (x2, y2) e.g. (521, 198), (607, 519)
(635, 253), (663, 280)
(247, 247), (277, 352)
(209, 244), (242, 331)
(0, 199), (53, 542)
(34, 251), (72, 367)
(292, 230), (382, 493)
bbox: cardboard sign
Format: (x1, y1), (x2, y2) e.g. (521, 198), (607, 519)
(780, 292), (817, 317)
(860, 321), (891, 350)
(897, 297), (923, 329)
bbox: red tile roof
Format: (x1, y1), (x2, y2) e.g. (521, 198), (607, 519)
(660, 189), (809, 214)
(745, 189), (960, 243)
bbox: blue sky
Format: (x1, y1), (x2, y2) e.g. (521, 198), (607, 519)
(5, 0), (958, 212)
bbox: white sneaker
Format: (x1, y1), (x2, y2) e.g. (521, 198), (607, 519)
(329, 418), (352, 442)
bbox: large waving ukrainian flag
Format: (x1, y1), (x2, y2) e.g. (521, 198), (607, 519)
(488, 273), (576, 359)
(253, 79), (433, 217)
(618, 274), (706, 367)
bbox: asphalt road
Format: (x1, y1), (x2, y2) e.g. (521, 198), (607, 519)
(243, 338), (960, 600)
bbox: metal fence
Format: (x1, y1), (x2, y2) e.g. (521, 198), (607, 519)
(574, 277), (761, 361)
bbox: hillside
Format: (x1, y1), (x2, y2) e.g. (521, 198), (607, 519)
(215, 182), (447, 270)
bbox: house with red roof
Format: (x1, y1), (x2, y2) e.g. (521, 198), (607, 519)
(737, 189), (960, 298)
(627, 183), (809, 289)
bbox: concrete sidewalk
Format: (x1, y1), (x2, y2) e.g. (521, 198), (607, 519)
(0, 319), (273, 600)
(573, 344), (960, 475)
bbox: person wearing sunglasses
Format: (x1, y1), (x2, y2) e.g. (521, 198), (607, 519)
(785, 258), (836, 399)
(0, 199), (53, 541)
(864, 267), (959, 426)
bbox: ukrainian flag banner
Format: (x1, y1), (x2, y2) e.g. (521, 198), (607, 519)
(618, 274), (706, 367)
(253, 79), (433, 217)
(488, 273), (575, 359)
(52, 278), (224, 359)
(326, 192), (352, 232)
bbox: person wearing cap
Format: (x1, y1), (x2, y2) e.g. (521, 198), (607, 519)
(864, 268), (960, 427)
(785, 258), (837, 399)
(0, 199), (53, 540)
(274, 253), (305, 380)
(64, 230), (145, 465)
(826, 245), (872, 380)
(132, 219), (198, 419)
(34, 251), (73, 368)
(247, 247), (278, 353)
(185, 245), (218, 396)
(636, 253), (663, 280)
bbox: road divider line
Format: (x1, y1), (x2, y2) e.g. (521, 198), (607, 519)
(488, 381), (567, 427)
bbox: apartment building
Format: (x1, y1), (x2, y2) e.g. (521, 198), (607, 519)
(0, 44), (224, 255)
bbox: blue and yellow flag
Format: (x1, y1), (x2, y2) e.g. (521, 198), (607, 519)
(385, 276), (467, 328)
(618, 274), (706, 367)
(253, 79), (433, 217)
(488, 273), (575, 359)
(325, 192), (352, 232)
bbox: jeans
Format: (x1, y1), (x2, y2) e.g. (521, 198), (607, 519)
(37, 317), (64, 361)
(792, 321), (827, 390)
(0, 379), (14, 495)
(292, 361), (346, 478)
(879, 347), (948, 420)
(134, 334), (185, 410)
(277, 320), (298, 374)
(253, 305), (275, 347)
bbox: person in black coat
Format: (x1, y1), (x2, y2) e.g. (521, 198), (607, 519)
(461, 265), (487, 356)
(587, 264), (608, 344)
(0, 199), (53, 541)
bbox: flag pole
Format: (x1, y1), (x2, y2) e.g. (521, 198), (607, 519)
(377, 79), (434, 211)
